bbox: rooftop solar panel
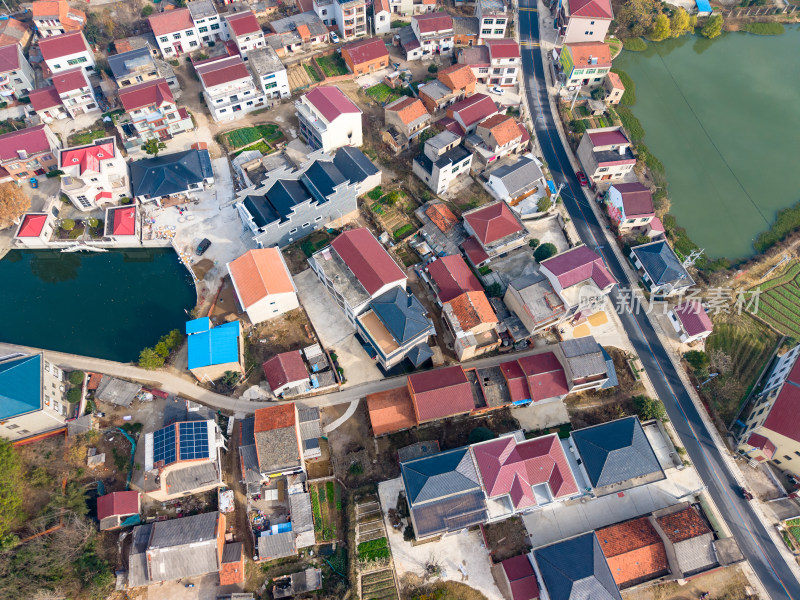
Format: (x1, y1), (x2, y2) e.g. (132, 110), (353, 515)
(152, 425), (177, 466)
(179, 421), (210, 461)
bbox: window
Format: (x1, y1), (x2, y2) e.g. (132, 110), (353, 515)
(303, 222), (310, 228)
(185, 29), (194, 36)
(785, 455), (793, 461)
(75, 195), (91, 208)
(494, 29), (503, 34)
(452, 166), (460, 174)
(160, 36), (168, 42)
(173, 33), (181, 40)
(482, 29), (492, 34)
(483, 18), (493, 24)
(189, 41), (198, 47)
(289, 228), (298, 234)
(590, 20), (595, 24)
(315, 216), (323, 222)
(211, 23), (220, 30)
(493, 68), (502, 74)
(478, 68), (489, 74)
(53, 64), (61, 69)
(135, 75), (144, 82)
(265, 82), (277, 90)
(774, 459), (781, 464)
(598, 167), (609, 173)
(67, 56), (87, 65)
(506, 68), (515, 73)
(199, 26), (208, 33)
(6, 424), (18, 430)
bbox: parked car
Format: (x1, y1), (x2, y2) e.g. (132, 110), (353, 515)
(196, 238), (211, 256)
(576, 171), (589, 186)
(329, 31), (339, 43)
(490, 86), (505, 95)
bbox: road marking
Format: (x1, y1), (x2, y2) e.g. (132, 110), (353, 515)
(520, 41), (540, 47)
(519, 6), (537, 10)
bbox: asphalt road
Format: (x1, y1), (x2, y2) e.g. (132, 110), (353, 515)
(516, 4), (799, 598)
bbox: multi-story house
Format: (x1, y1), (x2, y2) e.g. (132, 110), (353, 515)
(629, 240), (694, 298)
(0, 124), (61, 181)
(227, 248), (299, 325)
(296, 86), (363, 153)
(225, 11), (265, 56)
(341, 37), (389, 75)
(605, 182), (655, 232)
(58, 137), (130, 211)
(406, 13), (454, 59)
(32, 0), (86, 38)
(51, 67), (98, 117)
(266, 13), (329, 57)
(374, 0), (391, 34)
(412, 130), (473, 195)
(475, 0), (508, 40)
(39, 31), (94, 75)
(386, 0), (436, 17)
(196, 55), (266, 121)
(247, 46), (290, 99)
(148, 9), (200, 57)
(0, 19), (33, 50)
(117, 78), (193, 148)
(309, 227), (407, 324)
(28, 85), (70, 121)
(313, 0), (368, 40)
(130, 148), (215, 205)
(576, 127), (636, 183)
(383, 97), (430, 152)
(418, 63), (476, 113)
(14, 209), (58, 247)
(0, 44), (34, 99)
(442, 290), (500, 360)
(236, 153), (358, 248)
(188, 0), (224, 44)
(603, 71), (625, 104)
(466, 113), (526, 166)
(559, 41), (611, 89)
(108, 45), (178, 90)
(461, 200), (527, 266)
(446, 92), (498, 135)
(538, 245), (617, 315)
(485, 38), (520, 87)
(557, 0), (613, 44)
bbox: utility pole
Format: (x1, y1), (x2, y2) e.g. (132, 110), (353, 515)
(683, 248), (705, 268)
(569, 85), (581, 111)
(551, 182), (564, 203)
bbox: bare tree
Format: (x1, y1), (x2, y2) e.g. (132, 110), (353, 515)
(0, 182), (30, 230)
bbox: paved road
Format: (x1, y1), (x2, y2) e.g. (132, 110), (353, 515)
(516, 4), (798, 599)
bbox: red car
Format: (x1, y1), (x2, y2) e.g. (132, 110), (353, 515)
(576, 171), (589, 186)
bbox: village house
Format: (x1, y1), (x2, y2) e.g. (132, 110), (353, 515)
(629, 240), (694, 297)
(0, 44), (34, 99)
(331, 146), (381, 196)
(383, 96), (431, 151)
(412, 130), (473, 195)
(467, 113), (527, 167)
(108, 45), (178, 90)
(335, 0), (369, 40)
(387, 0), (436, 17)
(251, 404), (305, 478)
(266, 13), (329, 57)
(38, 30), (94, 75)
(262, 351), (311, 398)
(603, 71), (625, 104)
(556, 0), (614, 44)
(309, 227), (407, 323)
(457, 45), (491, 83)
(341, 37), (389, 75)
(247, 46), (290, 99)
(28, 85), (70, 121)
(577, 127), (636, 183)
(559, 41), (612, 89)
(605, 181), (655, 231)
(499, 555), (540, 600)
(539, 244), (617, 313)
(14, 210), (58, 247)
(485, 38), (521, 86)
(186, 318), (244, 382)
(235, 153), (358, 248)
(560, 336), (615, 393)
(117, 78), (193, 148)
(0, 350), (70, 439)
(461, 200), (527, 266)
(425, 254), (483, 305)
(453, 15), (480, 46)
(403, 13), (454, 60)
(668, 301), (713, 344)
(373, 0), (391, 34)
(227, 248), (299, 324)
(196, 54), (266, 121)
(418, 63), (476, 113)
(446, 92), (498, 136)
(104, 205), (139, 242)
(441, 290), (500, 360)
(296, 86), (363, 152)
(114, 34), (160, 56)
(97, 491), (140, 531)
(0, 124), (61, 181)
(499, 351), (570, 404)
(32, 0), (85, 38)
(188, 0), (224, 44)
(148, 9), (201, 57)
(130, 148), (214, 205)
(0, 19), (32, 49)
(49, 67), (98, 117)
(225, 10), (265, 55)
(475, 0), (509, 40)
(58, 137), (129, 211)
(485, 154), (546, 205)
(502, 272), (566, 336)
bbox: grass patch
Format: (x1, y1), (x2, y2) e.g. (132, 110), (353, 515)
(225, 124), (284, 150)
(68, 129), (106, 146)
(316, 53), (350, 77)
(623, 37), (647, 51)
(367, 186), (383, 201)
(234, 140), (272, 156)
(393, 223), (415, 240)
(304, 63), (322, 82)
(751, 261), (800, 338)
(366, 83), (402, 104)
(616, 105), (644, 143)
(742, 22), (785, 35)
(357, 537), (390, 561)
(754, 200), (800, 253)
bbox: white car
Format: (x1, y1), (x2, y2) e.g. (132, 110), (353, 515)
(490, 86), (505, 95)
(330, 31), (340, 43)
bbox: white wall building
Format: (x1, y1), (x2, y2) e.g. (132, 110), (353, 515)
(296, 86), (363, 153)
(227, 248), (300, 325)
(148, 8), (201, 57)
(225, 11), (265, 56)
(475, 0), (508, 40)
(247, 46), (290, 99)
(51, 67), (98, 118)
(0, 45), (35, 99)
(188, 0), (225, 44)
(59, 137), (130, 211)
(196, 55), (266, 121)
(38, 31), (95, 75)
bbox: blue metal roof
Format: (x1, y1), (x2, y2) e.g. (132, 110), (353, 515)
(186, 317), (211, 334)
(695, 0), (711, 11)
(0, 354), (41, 420)
(534, 533), (622, 600)
(187, 320), (241, 369)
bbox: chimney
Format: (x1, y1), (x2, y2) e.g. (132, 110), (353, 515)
(618, 146), (625, 155)
(17, 149), (27, 160)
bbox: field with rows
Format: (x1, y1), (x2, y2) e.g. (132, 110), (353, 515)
(309, 480), (342, 541)
(360, 569), (398, 600)
(751, 261), (800, 338)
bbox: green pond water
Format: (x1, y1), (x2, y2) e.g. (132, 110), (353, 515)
(614, 28), (800, 260)
(0, 249), (196, 362)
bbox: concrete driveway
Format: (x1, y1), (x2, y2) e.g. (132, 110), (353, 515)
(143, 573), (240, 599)
(294, 268), (382, 388)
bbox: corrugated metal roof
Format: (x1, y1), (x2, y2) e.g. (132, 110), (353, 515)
(0, 354), (41, 420)
(187, 320), (240, 369)
(258, 530), (296, 560)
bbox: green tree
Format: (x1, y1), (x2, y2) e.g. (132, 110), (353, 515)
(591, 87), (606, 101)
(701, 14), (723, 39)
(468, 427), (497, 444)
(534, 243), (557, 262)
(154, 341), (170, 358)
(569, 119), (587, 134)
(537, 196), (552, 212)
(87, 218), (99, 228)
(60, 219), (76, 231)
(47, 481), (88, 517)
(427, 63), (438, 73)
(486, 283), (503, 298)
(141, 4), (154, 16)
(684, 350), (709, 371)
(163, 329), (184, 350)
(68, 370), (85, 386)
(221, 370), (241, 389)
(138, 347), (165, 370)
(615, 0), (660, 38)
(649, 14), (671, 41)
(142, 138), (167, 157)
(633, 395), (666, 420)
(0, 440), (23, 538)
(529, 238), (540, 248)
(670, 7), (692, 37)
(67, 387), (82, 404)
(634, 233), (651, 245)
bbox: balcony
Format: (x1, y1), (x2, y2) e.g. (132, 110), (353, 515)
(295, 101), (328, 134)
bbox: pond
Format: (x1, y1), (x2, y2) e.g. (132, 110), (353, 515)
(0, 249), (197, 362)
(614, 28), (800, 260)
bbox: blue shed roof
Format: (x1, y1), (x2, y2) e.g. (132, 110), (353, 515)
(187, 320), (241, 369)
(695, 0), (711, 11)
(0, 354), (42, 420)
(186, 317), (211, 334)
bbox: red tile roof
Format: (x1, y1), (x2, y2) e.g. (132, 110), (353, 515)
(32, 0), (86, 30)
(262, 351), (308, 393)
(331, 227), (405, 296)
(425, 203), (458, 232)
(219, 545), (244, 585)
(673, 301), (713, 337)
(342, 37), (388, 65)
(60, 139), (115, 174)
(304, 86), (360, 122)
(229, 248), (294, 308)
(649, 217), (664, 233)
(366, 386), (417, 436)
(438, 63), (476, 92)
(96, 491), (140, 521)
(613, 182), (654, 218)
(540, 245), (616, 291)
(387, 97), (429, 126)
(447, 291), (497, 330)
(110, 206), (136, 236)
(38, 31), (88, 60)
(0, 19), (29, 49)
(226, 11), (261, 37)
(564, 42), (612, 69)
(0, 124), (55, 161)
(413, 13), (454, 33)
(501, 352), (569, 402)
(0, 44), (20, 71)
(148, 8), (194, 36)
(437, 116), (465, 137)
(746, 432), (776, 459)
(568, 0), (613, 19)
(428, 255), (482, 303)
(486, 38), (520, 60)
(473, 433), (578, 509)
(501, 555), (540, 600)
(16, 213), (48, 237)
(605, 71), (624, 90)
(196, 55), (250, 88)
(461, 236), (490, 265)
(87, 372), (102, 390)
(51, 67), (88, 94)
(119, 78), (174, 112)
(464, 201), (524, 246)
(29, 86), (62, 111)
(597, 517), (668, 587)
(656, 506), (711, 544)
(478, 113), (523, 147)
(763, 359), (800, 443)
(408, 366), (474, 422)
(376, 0), (390, 12)
(449, 93), (497, 128)
(588, 128), (630, 147)
(254, 403), (296, 432)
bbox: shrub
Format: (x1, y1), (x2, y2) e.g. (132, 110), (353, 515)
(623, 37), (647, 51)
(427, 63), (438, 73)
(468, 427), (497, 444)
(141, 4), (154, 16)
(569, 119), (587, 134)
(529, 238), (540, 248)
(684, 350), (709, 371)
(367, 186), (383, 201)
(616, 106), (645, 143)
(403, 524), (415, 541)
(139, 347), (165, 370)
(754, 201), (800, 252)
(486, 283), (503, 297)
(61, 219), (76, 231)
(67, 387), (82, 404)
(633, 395), (666, 420)
(537, 196), (552, 212)
(534, 243), (557, 262)
(591, 87), (606, 101)
(68, 370), (85, 386)
(45, 169), (64, 178)
(349, 461), (364, 475)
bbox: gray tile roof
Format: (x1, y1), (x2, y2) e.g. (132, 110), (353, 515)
(108, 47), (155, 80)
(247, 46), (285, 78)
(490, 155), (544, 198)
(96, 376), (141, 407)
(297, 408), (322, 441)
(333, 146), (379, 185)
(534, 533), (622, 600)
(571, 417), (663, 488)
(255, 426), (301, 475)
(631, 241), (692, 286)
(369, 287), (432, 346)
(560, 337), (607, 379)
(130, 149), (214, 199)
(401, 447), (481, 505)
(258, 530), (296, 560)
(674, 534), (717, 575)
(410, 490), (488, 538)
(148, 511), (219, 547)
(289, 492), (315, 548)
(222, 542), (243, 564)
(164, 461), (220, 494)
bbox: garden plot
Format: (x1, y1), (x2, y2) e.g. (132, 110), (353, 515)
(360, 569), (399, 600)
(309, 480), (342, 542)
(221, 124), (285, 156)
(356, 495), (400, 600)
(751, 261), (800, 338)
(366, 186), (420, 242)
(365, 83), (406, 105)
